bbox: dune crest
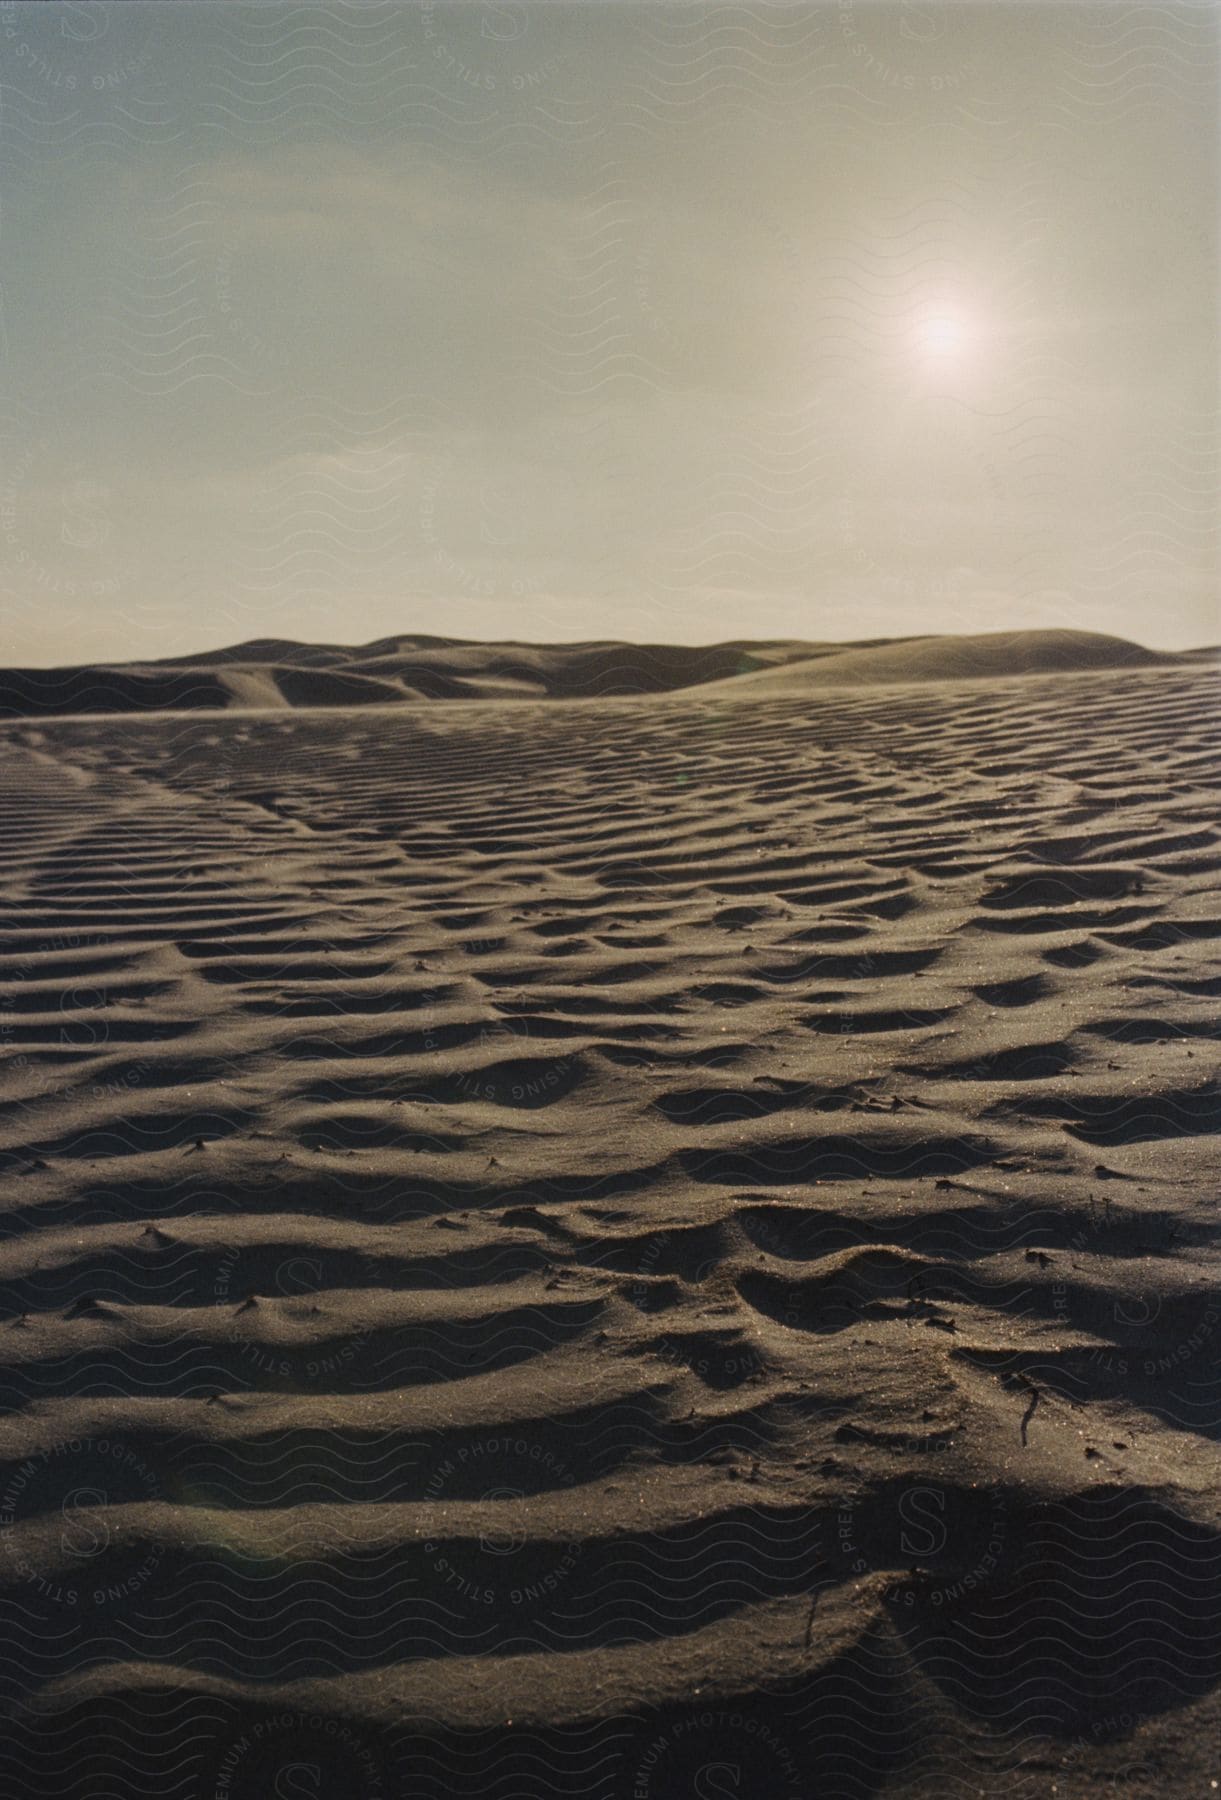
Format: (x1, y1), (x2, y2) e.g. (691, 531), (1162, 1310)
(0, 628), (1189, 717)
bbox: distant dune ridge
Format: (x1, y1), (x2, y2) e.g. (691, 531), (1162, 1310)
(0, 628), (1192, 716)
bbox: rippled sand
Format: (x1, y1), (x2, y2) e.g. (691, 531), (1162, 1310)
(0, 636), (1217, 1798)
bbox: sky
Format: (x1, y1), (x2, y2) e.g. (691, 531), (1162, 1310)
(0, 0), (1216, 664)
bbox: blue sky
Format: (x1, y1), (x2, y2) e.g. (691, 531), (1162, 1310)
(0, 1), (1216, 662)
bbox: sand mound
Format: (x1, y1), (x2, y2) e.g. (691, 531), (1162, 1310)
(0, 664), (243, 717)
(732, 628), (1173, 691)
(0, 630), (1188, 718)
(268, 666), (410, 709)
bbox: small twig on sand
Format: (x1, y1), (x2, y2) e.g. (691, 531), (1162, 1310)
(1020, 1384), (1041, 1447)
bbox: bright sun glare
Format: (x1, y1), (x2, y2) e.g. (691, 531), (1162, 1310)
(918, 312), (968, 356)
(915, 306), (976, 363)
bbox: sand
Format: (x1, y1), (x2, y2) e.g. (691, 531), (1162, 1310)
(0, 626), (1172, 717)
(0, 630), (1216, 1798)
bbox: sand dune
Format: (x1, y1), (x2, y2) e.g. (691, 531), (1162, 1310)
(0, 644), (1217, 1797)
(0, 628), (1191, 717)
(735, 628), (1175, 689)
(0, 638), (803, 715)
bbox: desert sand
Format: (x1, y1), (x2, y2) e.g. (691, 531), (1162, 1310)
(0, 629), (1216, 1798)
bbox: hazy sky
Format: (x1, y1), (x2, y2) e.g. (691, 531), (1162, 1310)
(0, 1), (1216, 663)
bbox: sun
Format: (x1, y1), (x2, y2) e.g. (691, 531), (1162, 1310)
(916, 309), (971, 359)
(922, 313), (972, 354)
